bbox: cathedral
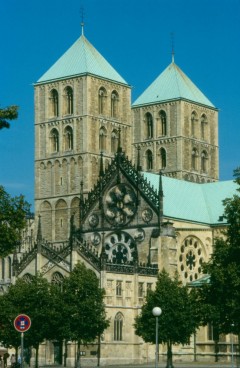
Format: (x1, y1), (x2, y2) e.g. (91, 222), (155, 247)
(0, 28), (238, 366)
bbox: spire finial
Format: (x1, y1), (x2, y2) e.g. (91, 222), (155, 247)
(171, 32), (175, 63)
(80, 6), (85, 36)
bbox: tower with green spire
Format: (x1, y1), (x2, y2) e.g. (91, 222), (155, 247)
(34, 32), (132, 242)
(132, 60), (219, 183)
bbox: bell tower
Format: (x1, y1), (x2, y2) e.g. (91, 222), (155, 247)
(132, 60), (219, 183)
(34, 32), (132, 242)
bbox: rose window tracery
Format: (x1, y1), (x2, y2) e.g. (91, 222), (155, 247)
(104, 231), (137, 264)
(178, 236), (206, 283)
(104, 184), (137, 226)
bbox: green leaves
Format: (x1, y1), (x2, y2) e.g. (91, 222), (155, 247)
(0, 186), (30, 256)
(134, 270), (199, 345)
(0, 105), (18, 130)
(200, 169), (240, 335)
(0, 263), (109, 368)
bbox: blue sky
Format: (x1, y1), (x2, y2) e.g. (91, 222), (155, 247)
(0, 0), (240, 210)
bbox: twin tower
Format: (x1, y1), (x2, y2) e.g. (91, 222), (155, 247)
(34, 33), (219, 243)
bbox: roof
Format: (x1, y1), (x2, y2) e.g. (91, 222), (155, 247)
(36, 35), (127, 85)
(133, 61), (215, 108)
(143, 173), (238, 225)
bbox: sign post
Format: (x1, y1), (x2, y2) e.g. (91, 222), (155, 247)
(14, 314), (31, 368)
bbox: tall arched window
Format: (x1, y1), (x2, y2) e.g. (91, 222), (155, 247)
(98, 87), (107, 115)
(111, 129), (119, 153)
(51, 272), (64, 290)
(146, 149), (153, 170)
(99, 127), (107, 151)
(201, 114), (207, 140)
(159, 110), (167, 136)
(201, 150), (208, 173)
(64, 126), (73, 150)
(111, 91), (118, 118)
(50, 128), (59, 152)
(8, 257), (11, 278)
(1, 259), (5, 279)
(145, 113), (153, 139)
(64, 86), (73, 115)
(191, 111), (197, 137)
(192, 148), (198, 170)
(114, 312), (123, 341)
(50, 89), (59, 117)
(159, 148), (166, 169)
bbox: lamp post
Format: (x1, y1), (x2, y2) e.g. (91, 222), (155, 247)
(152, 307), (162, 368)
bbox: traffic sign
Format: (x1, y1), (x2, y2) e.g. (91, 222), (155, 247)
(14, 314), (31, 332)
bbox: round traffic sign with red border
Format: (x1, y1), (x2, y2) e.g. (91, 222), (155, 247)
(14, 314), (31, 332)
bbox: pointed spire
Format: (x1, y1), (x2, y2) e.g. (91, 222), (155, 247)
(99, 151), (104, 177)
(137, 145), (141, 172)
(171, 32), (175, 63)
(80, 6), (85, 36)
(37, 215), (42, 243)
(158, 170), (164, 232)
(117, 127), (122, 153)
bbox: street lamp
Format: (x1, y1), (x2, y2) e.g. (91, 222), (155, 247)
(152, 307), (162, 368)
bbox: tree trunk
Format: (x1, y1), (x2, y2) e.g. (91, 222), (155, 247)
(166, 341), (174, 368)
(35, 345), (39, 368)
(76, 340), (81, 368)
(64, 340), (68, 367)
(214, 338), (219, 362)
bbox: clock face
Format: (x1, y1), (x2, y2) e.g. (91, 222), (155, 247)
(104, 184), (137, 226)
(104, 231), (136, 264)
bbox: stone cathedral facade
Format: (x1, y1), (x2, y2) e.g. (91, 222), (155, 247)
(0, 31), (238, 365)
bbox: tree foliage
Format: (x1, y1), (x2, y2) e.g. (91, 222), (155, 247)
(0, 275), (53, 367)
(0, 264), (109, 368)
(0, 186), (30, 256)
(62, 263), (110, 367)
(134, 270), (200, 368)
(201, 167), (240, 336)
(0, 105), (18, 130)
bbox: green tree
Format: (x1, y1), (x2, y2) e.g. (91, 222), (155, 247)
(62, 263), (110, 368)
(0, 186), (30, 256)
(201, 168), (240, 338)
(134, 270), (200, 368)
(0, 275), (54, 368)
(0, 105), (18, 130)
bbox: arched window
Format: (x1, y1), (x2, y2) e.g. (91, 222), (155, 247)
(146, 149), (153, 170)
(1, 259), (5, 279)
(98, 87), (107, 115)
(201, 150), (208, 173)
(99, 127), (107, 151)
(159, 110), (167, 136)
(51, 272), (64, 290)
(159, 148), (166, 169)
(192, 148), (198, 170)
(191, 111), (197, 137)
(111, 91), (118, 118)
(50, 128), (59, 152)
(64, 86), (73, 115)
(8, 257), (11, 278)
(50, 89), (59, 117)
(145, 113), (153, 139)
(22, 273), (33, 283)
(114, 312), (123, 341)
(111, 129), (119, 153)
(201, 114), (207, 140)
(64, 126), (73, 150)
